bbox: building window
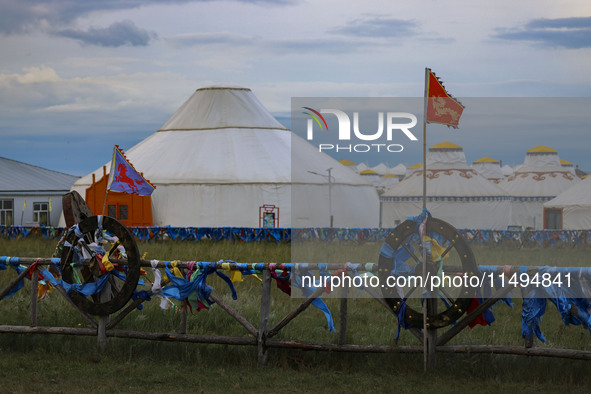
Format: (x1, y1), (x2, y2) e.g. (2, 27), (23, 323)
(33, 202), (49, 225)
(0, 199), (13, 225)
(119, 205), (128, 220)
(544, 208), (562, 230)
(108, 204), (129, 220)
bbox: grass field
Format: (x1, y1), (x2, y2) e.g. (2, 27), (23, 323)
(0, 236), (590, 393)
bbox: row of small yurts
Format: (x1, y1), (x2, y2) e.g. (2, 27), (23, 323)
(53, 86), (589, 231)
(378, 142), (584, 230)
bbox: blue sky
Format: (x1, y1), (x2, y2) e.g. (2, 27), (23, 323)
(1, 0), (591, 176)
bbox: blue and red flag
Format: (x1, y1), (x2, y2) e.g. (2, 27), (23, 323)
(107, 145), (156, 196)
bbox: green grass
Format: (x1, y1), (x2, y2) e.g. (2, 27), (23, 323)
(0, 236), (591, 392)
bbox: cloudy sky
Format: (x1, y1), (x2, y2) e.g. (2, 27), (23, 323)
(1, 0), (591, 176)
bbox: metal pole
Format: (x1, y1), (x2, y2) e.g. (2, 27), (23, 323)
(20, 199), (25, 226)
(307, 170), (334, 228)
(423, 67), (429, 210)
(422, 67), (430, 371)
(328, 168), (333, 228)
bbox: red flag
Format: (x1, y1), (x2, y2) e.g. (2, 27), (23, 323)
(107, 145), (156, 196)
(426, 69), (464, 128)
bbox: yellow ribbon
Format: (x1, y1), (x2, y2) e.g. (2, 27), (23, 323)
(422, 235), (449, 261)
(162, 260), (184, 286)
(102, 253), (115, 272)
(221, 262), (243, 283)
(37, 283), (51, 300)
(170, 261), (184, 278)
(163, 260), (184, 285)
(230, 270), (243, 283)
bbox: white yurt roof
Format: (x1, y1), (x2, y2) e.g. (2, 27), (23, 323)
(356, 162), (369, 173)
(339, 159), (360, 173)
(560, 159), (577, 175)
(544, 176), (591, 209)
(501, 164), (514, 177)
(472, 157), (504, 183)
(499, 146), (579, 197)
(370, 163), (389, 175)
(405, 163), (422, 178)
(71, 86), (379, 228)
(389, 163), (407, 177)
(544, 176), (591, 229)
(376, 174), (399, 194)
(383, 142), (510, 198)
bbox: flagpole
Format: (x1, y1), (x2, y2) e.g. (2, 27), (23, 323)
(103, 146), (116, 217)
(102, 187), (109, 217)
(422, 67), (428, 209)
(422, 67), (430, 371)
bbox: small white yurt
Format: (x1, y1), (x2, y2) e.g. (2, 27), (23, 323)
(356, 162), (370, 173)
(370, 163), (389, 176)
(560, 159), (576, 175)
(359, 169), (381, 187)
(543, 176), (591, 229)
(405, 163), (422, 178)
(339, 159), (359, 173)
(70, 86), (380, 228)
(499, 145), (579, 230)
(501, 165), (514, 178)
(376, 174), (399, 195)
(380, 142), (512, 229)
(389, 163), (407, 178)
(472, 157), (503, 184)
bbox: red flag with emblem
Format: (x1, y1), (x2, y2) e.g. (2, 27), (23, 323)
(426, 69), (464, 128)
(107, 145), (156, 196)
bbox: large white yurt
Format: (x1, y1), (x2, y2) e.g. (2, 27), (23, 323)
(498, 145), (580, 230)
(380, 142), (512, 229)
(472, 157), (503, 184)
(70, 86), (379, 228)
(543, 176), (591, 229)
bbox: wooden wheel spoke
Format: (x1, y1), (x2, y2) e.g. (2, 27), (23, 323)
(403, 285), (420, 303)
(438, 241), (455, 260)
(402, 243), (422, 265)
(437, 286), (456, 307)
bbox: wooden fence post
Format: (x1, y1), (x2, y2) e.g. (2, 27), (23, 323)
(97, 315), (109, 353)
(179, 301), (188, 334)
(339, 285), (348, 346)
(426, 298), (437, 370)
(29, 267), (39, 327)
(258, 268), (272, 366)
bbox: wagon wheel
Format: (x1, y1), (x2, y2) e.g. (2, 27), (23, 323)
(60, 215), (141, 316)
(379, 217), (477, 329)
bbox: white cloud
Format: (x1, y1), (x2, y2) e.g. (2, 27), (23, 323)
(0, 66), (198, 134)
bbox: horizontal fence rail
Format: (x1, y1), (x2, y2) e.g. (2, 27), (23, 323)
(2, 225), (591, 248)
(2, 254), (591, 367)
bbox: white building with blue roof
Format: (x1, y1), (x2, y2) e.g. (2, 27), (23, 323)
(0, 157), (79, 226)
